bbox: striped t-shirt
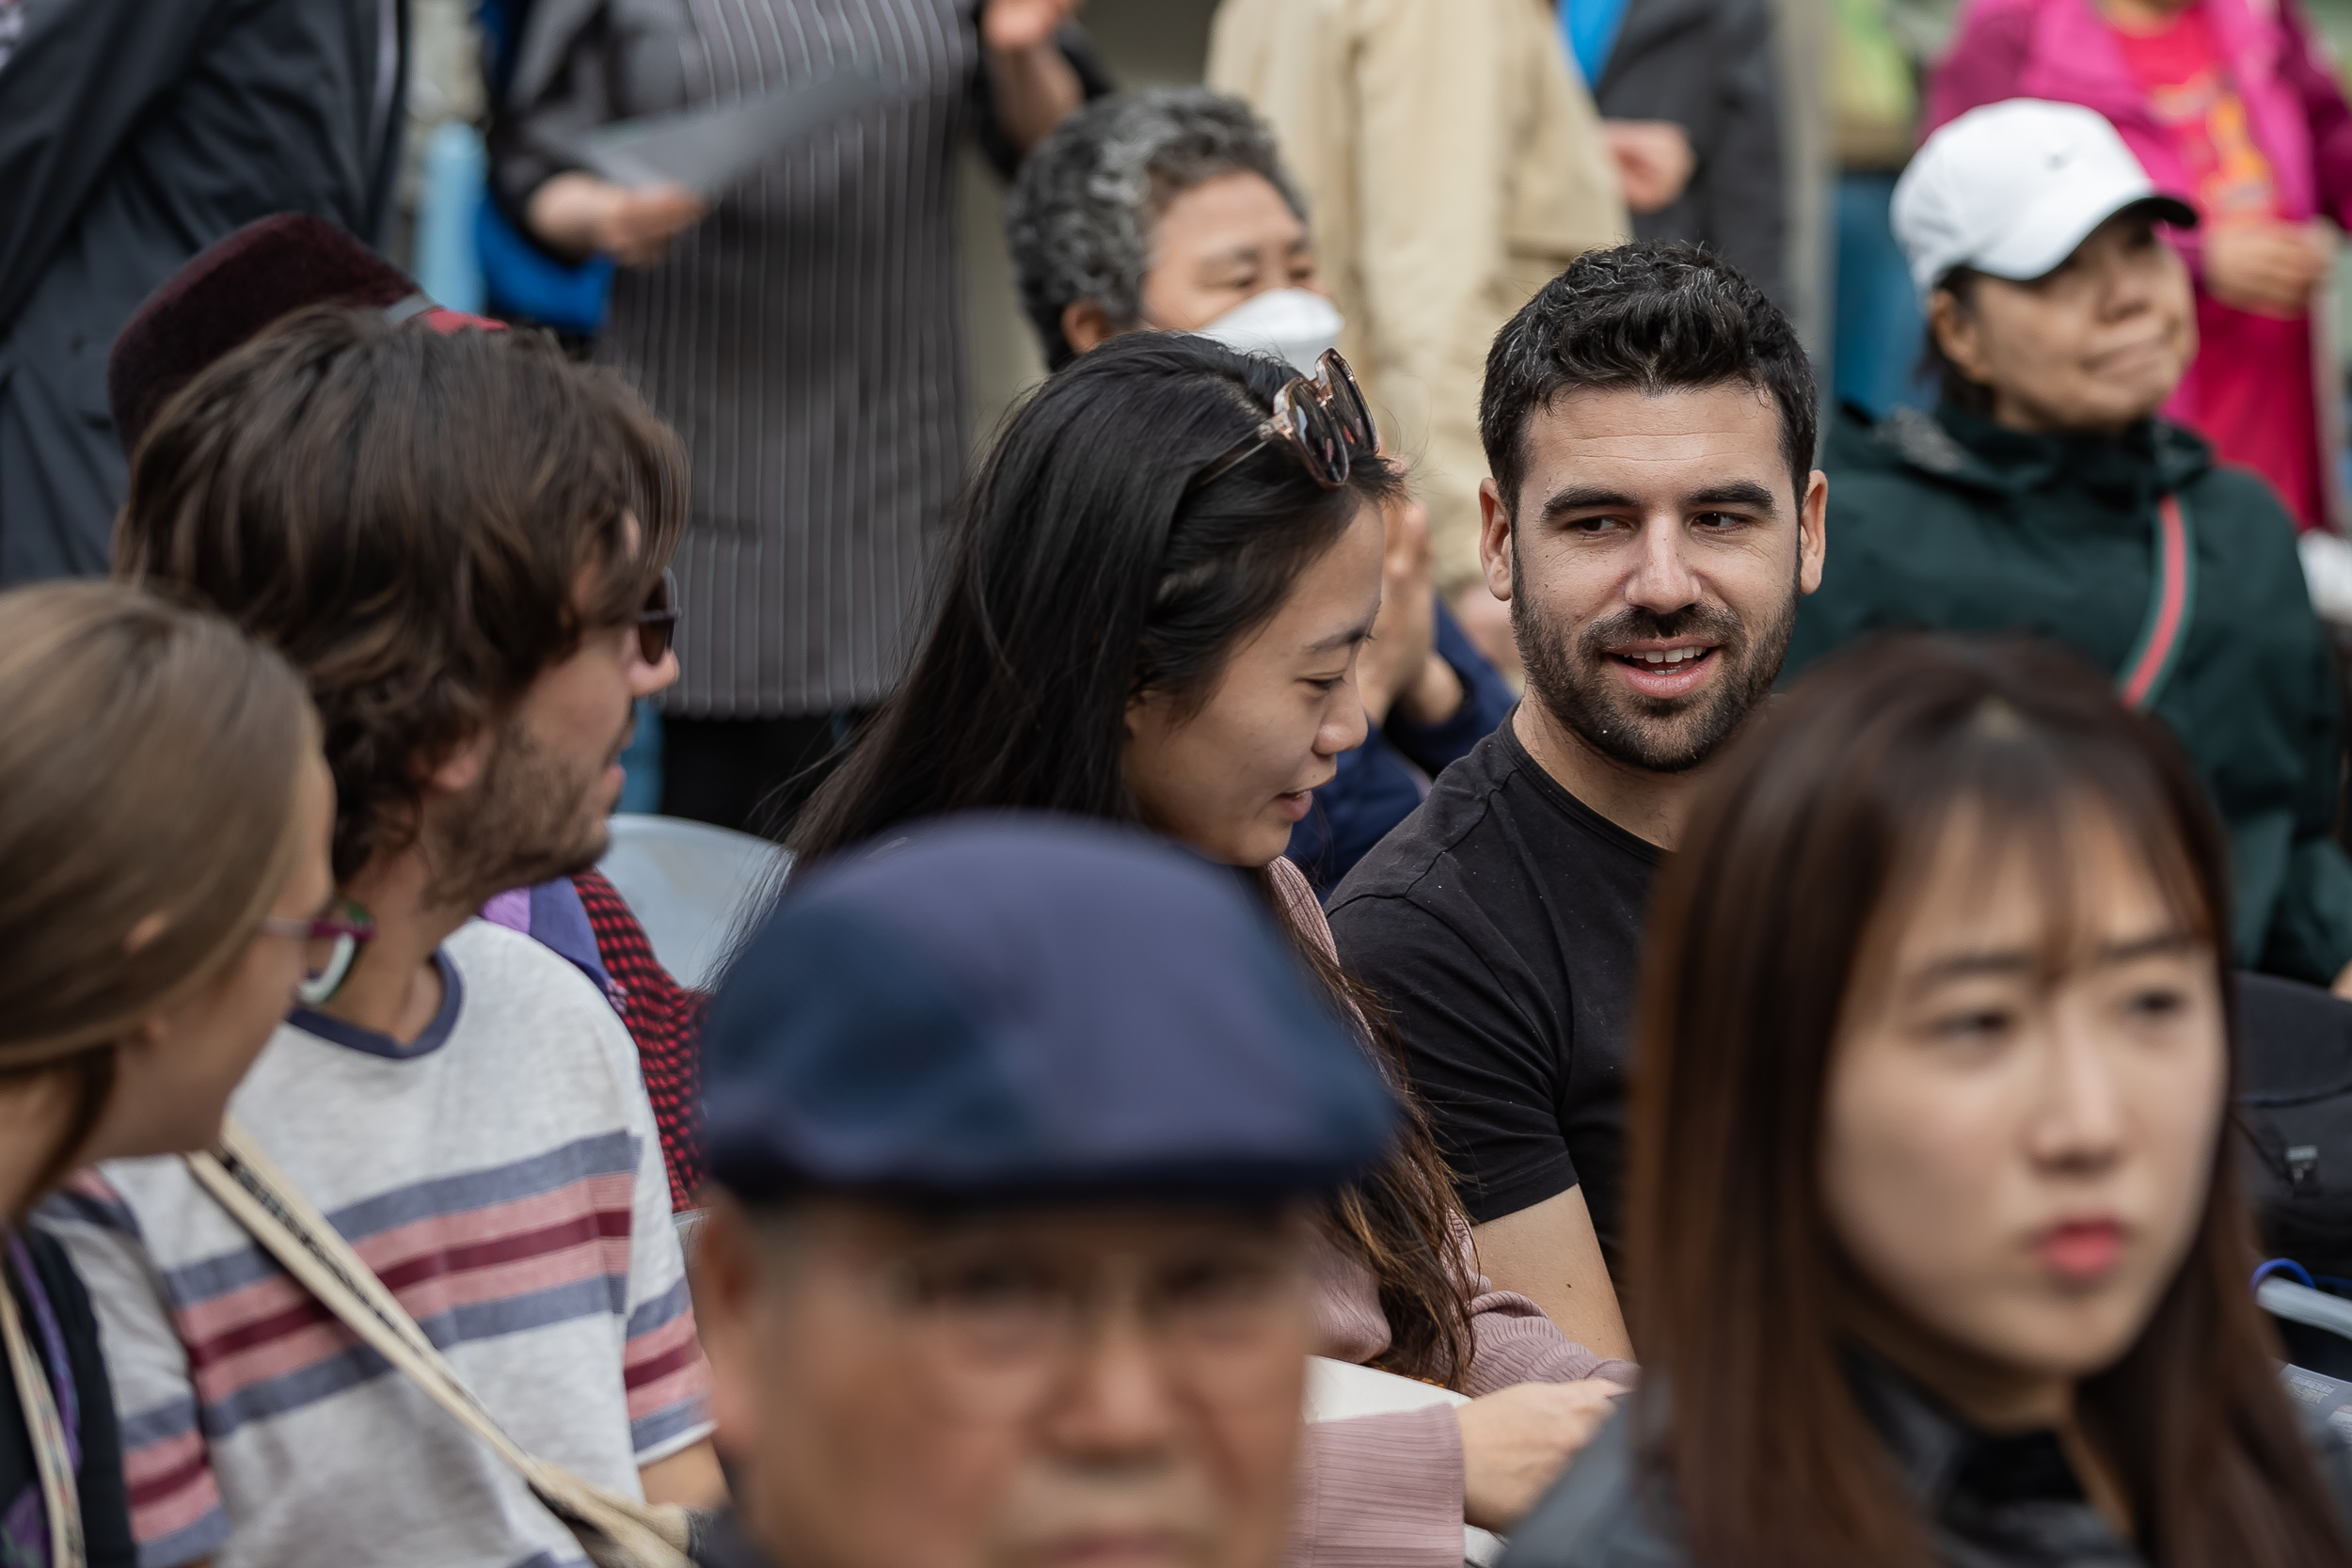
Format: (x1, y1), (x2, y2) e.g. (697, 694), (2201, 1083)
(44, 920), (712, 1568)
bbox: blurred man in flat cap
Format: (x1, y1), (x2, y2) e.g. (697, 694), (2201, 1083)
(690, 815), (1400, 1568)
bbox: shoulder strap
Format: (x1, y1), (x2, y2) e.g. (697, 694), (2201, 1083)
(184, 1122), (691, 1568)
(2116, 491), (2199, 712)
(0, 1237), (82, 1568)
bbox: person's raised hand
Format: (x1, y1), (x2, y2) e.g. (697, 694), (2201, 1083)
(1600, 120), (1696, 215)
(2205, 220), (2331, 318)
(1455, 1379), (1629, 1533)
(526, 173), (708, 268)
(1449, 581), (1522, 686)
(981, 0), (1083, 53)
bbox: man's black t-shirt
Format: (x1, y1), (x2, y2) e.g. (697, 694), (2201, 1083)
(1327, 721), (1661, 1264)
(2, 1226), (135, 1567)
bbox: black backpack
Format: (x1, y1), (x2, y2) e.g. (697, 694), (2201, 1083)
(2237, 973), (2352, 1372)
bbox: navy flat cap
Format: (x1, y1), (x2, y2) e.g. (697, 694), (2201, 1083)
(701, 815), (1397, 1205)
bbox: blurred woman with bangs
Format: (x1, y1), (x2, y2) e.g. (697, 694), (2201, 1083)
(1504, 634), (2352, 1568)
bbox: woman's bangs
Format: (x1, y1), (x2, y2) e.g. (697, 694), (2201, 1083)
(1867, 705), (2222, 991)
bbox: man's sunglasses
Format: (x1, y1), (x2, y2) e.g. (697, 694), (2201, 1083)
(634, 570), (679, 665)
(1189, 349), (1379, 493)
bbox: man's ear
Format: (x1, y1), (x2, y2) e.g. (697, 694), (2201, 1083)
(1799, 469), (1828, 596)
(421, 727), (493, 798)
(1477, 478), (1515, 605)
(1061, 299), (1115, 356)
(695, 1199), (767, 1457)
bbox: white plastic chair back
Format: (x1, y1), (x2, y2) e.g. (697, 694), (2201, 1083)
(597, 816), (787, 990)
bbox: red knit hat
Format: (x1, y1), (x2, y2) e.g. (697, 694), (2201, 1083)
(108, 213), (505, 453)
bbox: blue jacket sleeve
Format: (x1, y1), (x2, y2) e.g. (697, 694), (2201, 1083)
(1382, 599), (1515, 779)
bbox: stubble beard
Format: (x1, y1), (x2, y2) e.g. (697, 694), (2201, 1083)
(422, 715), (619, 908)
(1510, 544), (1798, 776)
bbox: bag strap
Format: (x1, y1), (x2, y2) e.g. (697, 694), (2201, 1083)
(2116, 491), (2199, 713)
(0, 1239), (82, 1568)
(184, 1121), (691, 1568)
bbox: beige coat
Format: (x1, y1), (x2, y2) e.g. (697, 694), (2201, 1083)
(1209, 0), (1629, 593)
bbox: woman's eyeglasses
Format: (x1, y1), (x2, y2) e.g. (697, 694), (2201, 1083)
(1189, 349), (1379, 493)
(634, 570), (679, 665)
(259, 902), (376, 1006)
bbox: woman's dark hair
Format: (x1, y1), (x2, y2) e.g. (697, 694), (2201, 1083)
(792, 332), (1474, 1383)
(1921, 266), (1995, 416)
(1630, 634), (2350, 1568)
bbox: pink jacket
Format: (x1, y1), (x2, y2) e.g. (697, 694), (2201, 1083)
(1927, 0), (2352, 262)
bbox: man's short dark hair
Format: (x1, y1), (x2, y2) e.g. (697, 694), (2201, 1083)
(116, 307), (687, 880)
(1479, 242), (1819, 514)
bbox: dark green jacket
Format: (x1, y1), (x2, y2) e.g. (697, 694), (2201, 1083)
(1790, 402), (2352, 985)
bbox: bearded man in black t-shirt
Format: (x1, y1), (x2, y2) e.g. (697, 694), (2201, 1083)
(1327, 242), (1826, 1360)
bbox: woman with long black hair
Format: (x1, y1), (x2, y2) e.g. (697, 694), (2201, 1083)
(789, 332), (1627, 1564)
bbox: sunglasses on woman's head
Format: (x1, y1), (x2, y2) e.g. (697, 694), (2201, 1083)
(1189, 350), (1380, 493)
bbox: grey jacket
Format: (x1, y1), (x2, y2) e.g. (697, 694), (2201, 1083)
(0, 0), (404, 583)
(1591, 0), (1785, 306)
(1506, 1354), (2352, 1568)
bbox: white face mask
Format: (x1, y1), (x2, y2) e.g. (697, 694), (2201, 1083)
(1190, 288), (1345, 377)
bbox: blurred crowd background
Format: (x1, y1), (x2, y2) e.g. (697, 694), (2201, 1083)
(373, 0), (2352, 451)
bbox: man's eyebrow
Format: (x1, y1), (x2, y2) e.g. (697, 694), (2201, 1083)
(1537, 479), (1783, 518)
(1686, 480), (1780, 514)
(1539, 485), (1641, 517)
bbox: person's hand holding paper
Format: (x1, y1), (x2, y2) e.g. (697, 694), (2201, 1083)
(524, 65), (896, 268)
(528, 177), (707, 268)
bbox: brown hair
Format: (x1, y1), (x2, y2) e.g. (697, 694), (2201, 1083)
(1630, 634), (2349, 1568)
(116, 307), (688, 881)
(0, 581), (318, 1203)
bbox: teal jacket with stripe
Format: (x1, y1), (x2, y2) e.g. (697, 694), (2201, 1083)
(1789, 401), (2352, 985)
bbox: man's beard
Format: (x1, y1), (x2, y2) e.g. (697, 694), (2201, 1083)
(422, 715), (621, 908)
(1512, 546), (1798, 775)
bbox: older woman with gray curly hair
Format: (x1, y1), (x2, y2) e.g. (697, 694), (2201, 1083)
(1006, 87), (1518, 895)
(1007, 87), (1322, 370)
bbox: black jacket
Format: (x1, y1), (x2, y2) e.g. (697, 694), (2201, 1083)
(1793, 402), (2352, 986)
(1506, 1354), (2352, 1568)
(1592, 0), (1784, 304)
(0, 0), (405, 583)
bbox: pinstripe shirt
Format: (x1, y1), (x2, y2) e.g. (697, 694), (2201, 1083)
(498, 0), (990, 716)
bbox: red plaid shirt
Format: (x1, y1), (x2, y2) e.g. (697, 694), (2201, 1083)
(572, 867), (705, 1211)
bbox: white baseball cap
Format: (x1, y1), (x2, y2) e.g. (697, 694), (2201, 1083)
(1891, 99), (2197, 307)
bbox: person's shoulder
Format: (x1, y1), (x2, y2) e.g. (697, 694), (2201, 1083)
(1502, 1403), (1686, 1568)
(443, 918), (642, 1078)
(1821, 407), (1985, 518)
(1327, 728), (1520, 915)
(2181, 451), (2301, 544)
(448, 917), (627, 1019)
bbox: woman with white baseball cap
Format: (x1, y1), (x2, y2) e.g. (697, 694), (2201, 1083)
(1787, 99), (2352, 999)
(1930, 0), (2352, 532)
